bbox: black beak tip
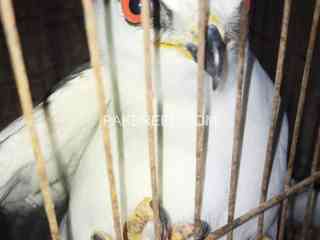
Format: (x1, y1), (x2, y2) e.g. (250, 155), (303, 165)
(186, 43), (198, 60)
(186, 24), (225, 91)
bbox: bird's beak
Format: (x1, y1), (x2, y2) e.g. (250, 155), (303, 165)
(157, 14), (226, 90)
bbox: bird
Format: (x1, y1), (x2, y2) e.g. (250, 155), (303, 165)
(0, 0), (288, 239)
(291, 187), (320, 227)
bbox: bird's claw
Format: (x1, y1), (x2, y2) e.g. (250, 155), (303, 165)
(170, 224), (195, 240)
(126, 197), (155, 240)
(91, 231), (113, 240)
(258, 235), (272, 240)
(171, 220), (209, 240)
(92, 198), (209, 240)
(125, 197), (169, 240)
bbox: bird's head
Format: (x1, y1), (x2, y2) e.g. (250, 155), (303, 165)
(94, 0), (247, 89)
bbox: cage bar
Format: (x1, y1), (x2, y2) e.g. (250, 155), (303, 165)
(141, 0), (162, 239)
(278, 0), (320, 238)
(301, 127), (320, 239)
(257, 0), (292, 237)
(206, 171), (320, 240)
(194, 0), (209, 227)
(0, 1), (60, 240)
(227, 4), (250, 240)
(81, 0), (123, 239)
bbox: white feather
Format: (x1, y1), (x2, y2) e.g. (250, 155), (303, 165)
(0, 1), (288, 240)
(292, 190), (320, 226)
(66, 1), (288, 239)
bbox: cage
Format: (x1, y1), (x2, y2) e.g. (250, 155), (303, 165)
(0, 0), (319, 239)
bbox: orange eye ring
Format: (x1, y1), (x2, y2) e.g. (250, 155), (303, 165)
(244, 0), (251, 10)
(121, 0), (141, 25)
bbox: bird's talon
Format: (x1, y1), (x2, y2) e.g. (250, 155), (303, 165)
(170, 224), (195, 240)
(259, 235), (272, 240)
(194, 221), (210, 240)
(125, 197), (168, 240)
(170, 221), (210, 240)
(91, 231), (112, 240)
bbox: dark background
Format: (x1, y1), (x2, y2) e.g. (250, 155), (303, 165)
(0, 0), (319, 239)
(250, 0), (320, 181)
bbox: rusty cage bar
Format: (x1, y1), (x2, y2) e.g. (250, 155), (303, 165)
(256, 0), (292, 237)
(0, 0), (320, 239)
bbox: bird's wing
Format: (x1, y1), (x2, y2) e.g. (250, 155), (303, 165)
(0, 67), (104, 212)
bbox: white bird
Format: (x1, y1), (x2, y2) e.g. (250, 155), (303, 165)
(0, 0), (288, 239)
(292, 189), (320, 226)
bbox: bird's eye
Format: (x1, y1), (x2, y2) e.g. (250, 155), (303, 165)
(121, 0), (142, 25)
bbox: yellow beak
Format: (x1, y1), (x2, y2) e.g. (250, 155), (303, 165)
(157, 14), (224, 60)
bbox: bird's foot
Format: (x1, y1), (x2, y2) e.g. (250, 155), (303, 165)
(126, 197), (154, 240)
(170, 224), (194, 240)
(91, 197), (168, 240)
(91, 198), (210, 240)
(126, 197), (169, 240)
(91, 231), (112, 240)
(125, 198), (210, 240)
(170, 221), (210, 240)
(257, 235), (272, 240)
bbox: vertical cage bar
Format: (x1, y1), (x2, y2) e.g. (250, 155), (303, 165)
(257, 0), (292, 237)
(301, 127), (320, 239)
(278, 0), (320, 238)
(141, 0), (161, 239)
(194, 0), (209, 227)
(81, 1), (123, 239)
(0, 1), (60, 240)
(226, 4), (249, 240)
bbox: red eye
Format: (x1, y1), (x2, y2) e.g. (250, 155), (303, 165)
(121, 0), (141, 25)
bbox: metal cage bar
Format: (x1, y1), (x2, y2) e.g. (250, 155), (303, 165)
(0, 1), (60, 240)
(257, 0), (292, 237)
(278, 0), (320, 238)
(226, 4), (250, 240)
(141, 0), (162, 239)
(81, 0), (123, 239)
(194, 0), (209, 227)
(301, 127), (320, 239)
